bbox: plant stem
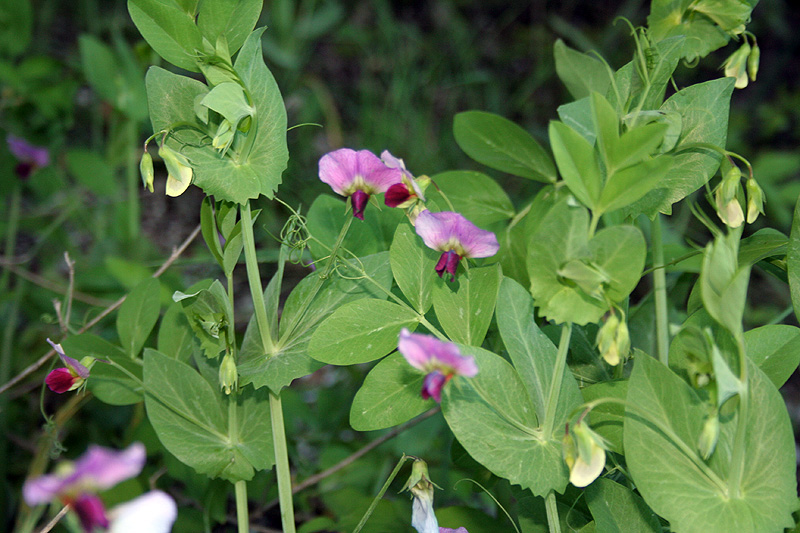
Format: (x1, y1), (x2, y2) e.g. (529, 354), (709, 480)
(652, 215), (670, 365)
(543, 323), (573, 438)
(234, 480), (249, 533)
(239, 200), (295, 533)
(544, 490), (562, 533)
(727, 335), (749, 498)
(352, 454), (411, 533)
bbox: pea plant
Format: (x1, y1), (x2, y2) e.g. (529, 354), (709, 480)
(20, 0), (800, 532)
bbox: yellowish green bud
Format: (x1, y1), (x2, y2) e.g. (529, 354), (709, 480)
(219, 352), (238, 395)
(714, 188), (744, 228)
(563, 421), (606, 488)
(745, 178), (765, 224)
(140, 151), (154, 193)
(723, 42), (751, 89)
(158, 145), (193, 197)
(747, 43), (760, 82)
(698, 412), (720, 460)
(403, 459), (440, 533)
(597, 313), (630, 366)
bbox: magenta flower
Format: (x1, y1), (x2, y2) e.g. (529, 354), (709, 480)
(414, 210), (499, 281)
(23, 443), (146, 532)
(441, 529), (469, 533)
(45, 338), (91, 394)
(7, 134), (50, 179)
(398, 329), (478, 402)
(318, 148), (403, 220)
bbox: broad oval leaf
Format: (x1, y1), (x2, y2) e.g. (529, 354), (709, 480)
(453, 111), (556, 182)
(425, 171), (515, 227)
(116, 277), (161, 357)
(350, 352), (433, 431)
(308, 299), (419, 365)
(432, 264), (501, 346)
(390, 223), (438, 314)
(128, 0), (204, 72)
(443, 346), (569, 496)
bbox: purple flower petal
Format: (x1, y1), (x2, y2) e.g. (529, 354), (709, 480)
(434, 250), (461, 281)
(7, 135), (50, 167)
(385, 183), (412, 208)
(380, 150), (414, 180)
(397, 329), (478, 377)
(45, 368), (77, 393)
(74, 494), (109, 532)
(319, 148), (402, 197)
(23, 443), (146, 505)
(414, 211), (498, 259)
(440, 528), (469, 533)
(351, 190), (369, 220)
(47, 338), (90, 379)
(421, 371), (448, 402)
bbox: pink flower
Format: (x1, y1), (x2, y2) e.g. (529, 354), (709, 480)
(397, 329), (478, 402)
(23, 443), (147, 532)
(414, 210), (499, 281)
(7, 134), (50, 179)
(318, 148), (403, 220)
(45, 338), (91, 394)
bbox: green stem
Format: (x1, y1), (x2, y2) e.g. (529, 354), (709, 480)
(543, 323), (573, 438)
(727, 335), (749, 498)
(126, 120), (140, 241)
(234, 480), (248, 533)
(239, 200), (295, 533)
(588, 212), (600, 239)
(544, 491), (562, 533)
(652, 215), (670, 365)
(352, 455), (411, 533)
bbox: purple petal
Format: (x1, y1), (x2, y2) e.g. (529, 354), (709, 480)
(415, 211), (499, 259)
(319, 148), (361, 195)
(23, 472), (68, 505)
(397, 329), (478, 377)
(380, 150), (414, 180)
(46, 368), (77, 393)
(351, 190), (369, 220)
(421, 371), (448, 402)
(47, 338), (90, 379)
(435, 250), (461, 281)
(70, 443), (146, 491)
(385, 183), (412, 208)
(7, 135), (50, 167)
(440, 529), (469, 533)
(74, 494), (109, 532)
(355, 150), (404, 192)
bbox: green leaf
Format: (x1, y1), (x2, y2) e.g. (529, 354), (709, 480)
(744, 325), (800, 388)
(432, 264), (501, 346)
(700, 231), (749, 336)
(173, 279), (232, 359)
(66, 149), (117, 197)
(116, 277), (161, 357)
(610, 36), (686, 112)
(145, 65), (209, 148)
(305, 194), (380, 260)
(553, 39), (611, 101)
(425, 171), (515, 226)
(585, 478), (660, 533)
(557, 97), (594, 144)
(196, 0), (262, 56)
(308, 299), (419, 365)
(442, 346), (569, 496)
(157, 302), (195, 363)
(625, 354), (796, 533)
(349, 352), (433, 431)
(0, 0), (32, 57)
(496, 277), (582, 426)
(143, 349), (274, 482)
(598, 156), (672, 214)
(739, 228), (787, 266)
(453, 111), (556, 182)
(789, 195), (800, 324)
(623, 78), (734, 218)
(79, 34), (147, 120)
(238, 253), (392, 392)
(63, 334), (142, 406)
(200, 197), (225, 268)
(128, 0), (204, 72)
(549, 121), (602, 210)
(188, 28), (288, 203)
(390, 223), (438, 314)
(200, 81), (253, 126)
(648, 0), (730, 62)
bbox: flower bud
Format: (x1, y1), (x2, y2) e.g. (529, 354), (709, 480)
(714, 188), (744, 228)
(697, 412), (720, 460)
(219, 352), (238, 395)
(747, 43), (760, 82)
(597, 313), (629, 366)
(403, 459), (440, 533)
(745, 178), (765, 224)
(158, 145), (193, 197)
(563, 421), (606, 488)
(723, 42), (751, 89)
(140, 151), (154, 193)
